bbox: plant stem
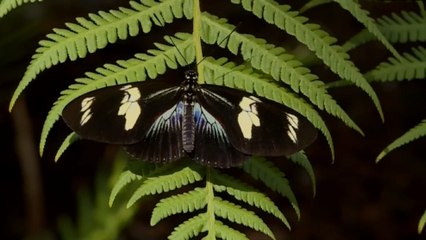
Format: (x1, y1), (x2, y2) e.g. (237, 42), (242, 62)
(205, 167), (216, 239)
(12, 98), (46, 236)
(192, 0), (204, 84)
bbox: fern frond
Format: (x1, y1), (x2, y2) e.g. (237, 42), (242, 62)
(8, 0), (193, 111)
(419, 209), (426, 234)
(341, 29), (375, 52)
(344, 11), (426, 51)
(168, 213), (207, 240)
(230, 0), (383, 120)
(211, 171), (290, 229)
(109, 160), (158, 206)
(202, 57), (335, 158)
(59, 161), (136, 240)
(109, 170), (143, 206)
(376, 119), (426, 162)
(367, 46), (426, 82)
(214, 197), (275, 240)
(201, 12), (363, 137)
(243, 157), (300, 219)
(214, 220), (249, 240)
(0, 0), (42, 18)
(39, 33), (194, 156)
(335, 0), (401, 59)
(151, 188), (207, 226)
(300, 0), (332, 13)
(289, 151), (316, 196)
(127, 164), (204, 207)
(54, 132), (80, 162)
(378, 11), (426, 43)
(330, 45), (426, 84)
(111, 163), (172, 207)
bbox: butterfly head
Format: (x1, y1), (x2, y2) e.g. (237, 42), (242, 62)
(182, 70), (199, 98)
(184, 70), (198, 85)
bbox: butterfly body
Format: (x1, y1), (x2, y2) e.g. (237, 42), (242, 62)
(180, 70), (197, 153)
(62, 70), (317, 168)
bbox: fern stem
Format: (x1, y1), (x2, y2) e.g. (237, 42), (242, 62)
(418, 1), (426, 19)
(205, 167), (216, 238)
(192, 0), (204, 83)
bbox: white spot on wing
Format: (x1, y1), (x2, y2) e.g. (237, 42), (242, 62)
(118, 85), (142, 131)
(80, 96), (95, 125)
(286, 113), (299, 129)
(286, 113), (299, 143)
(238, 96), (261, 139)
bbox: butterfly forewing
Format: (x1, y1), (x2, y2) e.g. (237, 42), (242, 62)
(197, 85), (317, 156)
(62, 81), (182, 144)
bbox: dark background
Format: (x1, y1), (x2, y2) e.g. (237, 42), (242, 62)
(1, 0), (425, 239)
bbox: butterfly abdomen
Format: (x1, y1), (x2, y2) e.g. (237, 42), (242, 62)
(182, 102), (195, 153)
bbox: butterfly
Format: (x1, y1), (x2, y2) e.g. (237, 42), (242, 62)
(62, 70), (317, 168)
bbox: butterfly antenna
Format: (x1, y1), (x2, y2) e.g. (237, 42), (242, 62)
(151, 14), (241, 70)
(169, 36), (190, 67)
(152, 13), (190, 66)
(196, 22), (242, 66)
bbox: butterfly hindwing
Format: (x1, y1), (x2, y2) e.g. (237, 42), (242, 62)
(197, 85), (317, 156)
(123, 100), (249, 167)
(124, 102), (184, 164)
(192, 103), (249, 168)
(62, 81), (182, 144)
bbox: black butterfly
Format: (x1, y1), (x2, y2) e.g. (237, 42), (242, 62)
(62, 70), (317, 168)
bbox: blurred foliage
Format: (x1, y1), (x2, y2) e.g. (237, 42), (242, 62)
(58, 152), (137, 240)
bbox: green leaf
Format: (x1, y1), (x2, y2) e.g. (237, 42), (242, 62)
(215, 220), (249, 240)
(377, 119), (426, 162)
(59, 160), (136, 240)
(168, 213), (207, 240)
(127, 164), (204, 207)
(214, 197), (275, 240)
(9, 0), (193, 111)
(109, 169), (143, 207)
(377, 11), (426, 43)
(243, 157), (300, 219)
(419, 209), (426, 234)
(367, 46), (426, 82)
(212, 171), (290, 229)
(151, 188), (207, 226)
(0, 0), (42, 18)
(343, 11), (426, 51)
(289, 151), (316, 196)
(300, 0), (332, 13)
(54, 132), (80, 162)
(334, 0), (401, 59)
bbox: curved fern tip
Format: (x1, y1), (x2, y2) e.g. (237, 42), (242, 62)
(330, 146), (335, 163)
(39, 145), (45, 158)
(8, 98), (16, 113)
(375, 151), (387, 163)
(126, 201), (135, 209)
(108, 198), (115, 208)
(358, 128), (365, 137)
(380, 111), (385, 123)
(419, 210), (426, 234)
